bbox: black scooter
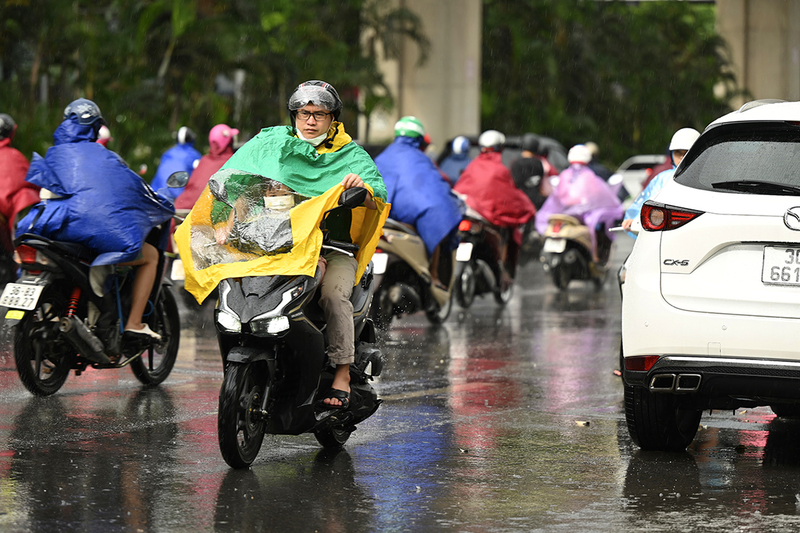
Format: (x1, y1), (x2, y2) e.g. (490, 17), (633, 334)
(452, 210), (516, 308)
(215, 187), (384, 469)
(0, 171), (188, 396)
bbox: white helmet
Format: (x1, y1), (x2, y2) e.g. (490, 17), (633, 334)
(669, 128), (700, 151)
(567, 144), (592, 165)
(478, 130), (505, 151)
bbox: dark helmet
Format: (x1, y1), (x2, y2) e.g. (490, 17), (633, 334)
(63, 98), (105, 127)
(287, 80), (343, 126)
(521, 133), (540, 154)
(0, 113), (16, 140)
(175, 126), (197, 145)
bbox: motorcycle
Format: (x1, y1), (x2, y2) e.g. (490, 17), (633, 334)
(0, 171), (188, 396)
(540, 214), (614, 290)
(214, 186), (384, 469)
(452, 208), (516, 308)
(370, 218), (454, 329)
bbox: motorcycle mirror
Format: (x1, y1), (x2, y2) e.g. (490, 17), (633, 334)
(339, 187), (368, 208)
(167, 171), (190, 188)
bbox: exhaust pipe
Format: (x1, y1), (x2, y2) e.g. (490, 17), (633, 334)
(59, 316), (112, 364)
(649, 373), (702, 393)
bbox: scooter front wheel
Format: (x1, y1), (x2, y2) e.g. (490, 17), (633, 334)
(218, 362), (267, 468)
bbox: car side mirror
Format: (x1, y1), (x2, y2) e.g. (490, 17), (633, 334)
(166, 171), (190, 188)
(339, 187), (368, 209)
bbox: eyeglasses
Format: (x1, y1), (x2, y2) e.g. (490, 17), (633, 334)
(296, 110), (332, 121)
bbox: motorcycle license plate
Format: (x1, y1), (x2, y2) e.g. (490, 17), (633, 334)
(762, 246), (800, 286)
(543, 238), (567, 254)
(456, 242), (473, 262)
(372, 252), (388, 275)
(0, 283), (44, 311)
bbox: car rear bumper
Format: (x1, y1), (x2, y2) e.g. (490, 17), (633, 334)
(624, 355), (800, 410)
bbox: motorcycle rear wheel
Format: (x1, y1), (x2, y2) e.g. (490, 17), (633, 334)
(454, 262), (476, 308)
(218, 362), (267, 468)
(370, 287), (394, 330)
(314, 426), (352, 449)
(130, 288), (180, 385)
(551, 264), (571, 291)
(14, 288), (74, 396)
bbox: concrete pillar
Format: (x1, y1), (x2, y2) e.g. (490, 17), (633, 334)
(360, 0), (482, 153)
(716, 0), (800, 107)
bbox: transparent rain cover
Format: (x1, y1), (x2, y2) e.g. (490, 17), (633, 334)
(188, 168), (310, 270)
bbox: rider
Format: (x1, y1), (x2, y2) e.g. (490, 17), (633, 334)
(174, 123), (238, 211)
(151, 126), (202, 199)
(535, 144), (623, 262)
(374, 116), (463, 288)
(622, 127), (701, 235)
(453, 130), (536, 277)
(178, 80), (387, 409)
(0, 113), (39, 254)
(510, 133), (551, 210)
(438, 135), (472, 184)
(16, 99), (174, 341)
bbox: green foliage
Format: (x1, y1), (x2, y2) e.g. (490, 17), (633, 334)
(482, 0), (744, 167)
(0, 0), (411, 181)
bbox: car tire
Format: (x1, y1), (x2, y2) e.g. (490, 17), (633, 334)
(624, 384), (702, 451)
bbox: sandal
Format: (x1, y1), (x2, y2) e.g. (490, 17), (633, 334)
(316, 388), (350, 410)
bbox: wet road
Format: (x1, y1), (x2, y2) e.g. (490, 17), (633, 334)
(1, 239), (800, 532)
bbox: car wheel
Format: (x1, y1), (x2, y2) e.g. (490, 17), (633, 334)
(624, 384), (702, 451)
(770, 404), (800, 418)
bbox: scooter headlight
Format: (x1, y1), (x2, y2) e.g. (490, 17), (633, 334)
(250, 315), (290, 336)
(217, 309), (242, 333)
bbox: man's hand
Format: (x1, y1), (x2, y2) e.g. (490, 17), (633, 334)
(342, 173), (376, 209)
(621, 218), (633, 231)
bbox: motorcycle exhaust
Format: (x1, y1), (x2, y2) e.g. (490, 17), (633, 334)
(58, 316), (112, 364)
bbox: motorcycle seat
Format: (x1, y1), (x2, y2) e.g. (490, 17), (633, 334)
(383, 218), (418, 236)
(16, 233), (95, 262)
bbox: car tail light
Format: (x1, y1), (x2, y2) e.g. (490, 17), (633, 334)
(641, 201), (703, 232)
(458, 220), (472, 232)
(625, 355), (660, 372)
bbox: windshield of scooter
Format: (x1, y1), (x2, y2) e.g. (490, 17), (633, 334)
(187, 168), (310, 270)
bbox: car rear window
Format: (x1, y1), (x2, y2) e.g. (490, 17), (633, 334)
(674, 123), (800, 193)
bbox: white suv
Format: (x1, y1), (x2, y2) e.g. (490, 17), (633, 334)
(622, 99), (800, 451)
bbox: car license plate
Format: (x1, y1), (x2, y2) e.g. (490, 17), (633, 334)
(372, 252), (388, 275)
(543, 238), (567, 253)
(762, 246), (800, 285)
(456, 242), (473, 262)
(0, 283), (44, 310)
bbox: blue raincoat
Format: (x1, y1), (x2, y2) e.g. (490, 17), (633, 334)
(375, 136), (463, 255)
(17, 117), (174, 266)
(150, 142), (201, 199)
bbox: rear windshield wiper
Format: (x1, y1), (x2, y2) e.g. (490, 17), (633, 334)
(711, 180), (800, 196)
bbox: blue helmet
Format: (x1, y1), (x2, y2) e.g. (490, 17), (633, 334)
(63, 98), (105, 126)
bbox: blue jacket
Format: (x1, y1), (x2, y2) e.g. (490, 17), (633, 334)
(17, 117), (174, 266)
(150, 142), (201, 199)
(439, 152), (471, 184)
(375, 136), (463, 255)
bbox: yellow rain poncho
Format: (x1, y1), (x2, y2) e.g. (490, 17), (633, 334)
(175, 124), (389, 304)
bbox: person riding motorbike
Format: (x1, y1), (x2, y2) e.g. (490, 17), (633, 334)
(510, 133), (551, 210)
(16, 98), (174, 341)
(439, 135), (472, 184)
(174, 123), (239, 211)
(621, 127), (701, 236)
(0, 113), (39, 255)
(535, 144), (623, 263)
(176, 80), (388, 409)
(151, 126), (202, 199)
(374, 116), (462, 288)
(453, 130), (536, 279)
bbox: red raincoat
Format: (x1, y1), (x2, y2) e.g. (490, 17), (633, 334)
(454, 151), (535, 228)
(0, 138), (38, 250)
